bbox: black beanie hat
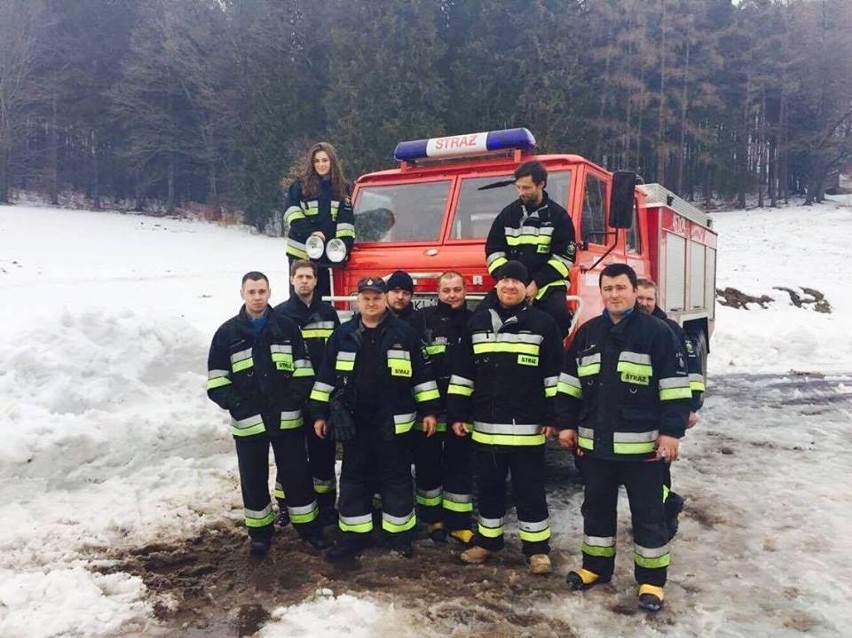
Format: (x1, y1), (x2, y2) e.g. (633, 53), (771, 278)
(497, 260), (530, 285)
(386, 270), (414, 293)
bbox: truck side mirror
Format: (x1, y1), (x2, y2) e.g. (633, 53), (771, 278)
(609, 171), (636, 229)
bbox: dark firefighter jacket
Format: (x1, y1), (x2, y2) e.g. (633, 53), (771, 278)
(409, 300), (473, 426)
(485, 191), (576, 299)
(557, 305), (692, 461)
(446, 298), (563, 448)
(652, 306), (705, 412)
(275, 295), (340, 372)
(284, 179), (354, 262)
(207, 305), (314, 437)
(308, 312), (440, 440)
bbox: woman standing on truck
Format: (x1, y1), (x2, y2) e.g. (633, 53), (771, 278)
(283, 142), (355, 299)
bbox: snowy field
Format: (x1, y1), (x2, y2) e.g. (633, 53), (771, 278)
(1, 198), (851, 637)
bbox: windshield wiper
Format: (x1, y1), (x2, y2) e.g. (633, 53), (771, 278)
(477, 179), (515, 191)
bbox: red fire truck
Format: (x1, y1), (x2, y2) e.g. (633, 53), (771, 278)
(325, 128), (716, 364)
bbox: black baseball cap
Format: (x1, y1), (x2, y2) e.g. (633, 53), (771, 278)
(357, 277), (387, 293)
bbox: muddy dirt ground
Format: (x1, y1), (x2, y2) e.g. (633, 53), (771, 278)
(93, 450), (614, 637)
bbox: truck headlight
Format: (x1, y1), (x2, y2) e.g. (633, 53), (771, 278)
(326, 238), (347, 263)
(305, 235), (325, 260)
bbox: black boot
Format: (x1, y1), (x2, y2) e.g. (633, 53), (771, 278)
(249, 538), (271, 557)
(325, 535), (368, 562)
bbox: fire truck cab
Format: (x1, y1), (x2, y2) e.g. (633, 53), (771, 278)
(330, 128), (717, 364)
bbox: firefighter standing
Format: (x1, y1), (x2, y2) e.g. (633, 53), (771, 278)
(485, 160), (576, 337)
(557, 263), (692, 611)
(409, 271), (475, 545)
(636, 277), (705, 539)
(274, 259), (341, 525)
(283, 142), (355, 299)
(206, 272), (331, 556)
(448, 261), (562, 575)
(311, 277), (440, 560)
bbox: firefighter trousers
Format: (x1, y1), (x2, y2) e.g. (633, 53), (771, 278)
(580, 457), (670, 587)
(472, 445), (551, 556)
(413, 428), (473, 531)
(337, 414), (416, 543)
(275, 410), (337, 512)
(236, 429), (320, 541)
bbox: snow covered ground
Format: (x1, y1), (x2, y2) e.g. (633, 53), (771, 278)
(1, 198), (851, 637)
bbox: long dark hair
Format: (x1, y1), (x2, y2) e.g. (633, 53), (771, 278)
(301, 142), (347, 200)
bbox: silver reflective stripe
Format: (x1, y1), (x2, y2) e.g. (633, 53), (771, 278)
(245, 503), (273, 519)
(208, 369), (230, 379)
(313, 381), (335, 393)
(337, 352), (356, 361)
(544, 375), (558, 388)
(635, 543), (670, 558)
(234, 415), (263, 430)
(387, 349), (411, 360)
(304, 321), (336, 331)
(660, 376), (690, 389)
(280, 410), (301, 421)
(270, 344), (293, 354)
(383, 511), (414, 525)
(471, 332), (543, 345)
(559, 372), (581, 386)
(443, 491), (472, 503)
(294, 358), (313, 369)
(230, 348), (253, 363)
(503, 225), (554, 237)
(584, 535), (616, 547)
(518, 518), (550, 532)
(448, 375), (473, 388)
(418, 487), (442, 498)
(336, 222), (355, 232)
(394, 412), (416, 425)
(619, 351), (652, 365)
(553, 253), (574, 266)
(689, 373), (705, 383)
(578, 427), (595, 439)
(478, 516), (504, 528)
(288, 502), (319, 516)
(340, 513), (372, 526)
(414, 380), (438, 393)
(579, 353), (601, 367)
(287, 238), (306, 251)
(613, 430), (658, 443)
(486, 251), (507, 266)
(473, 422), (541, 436)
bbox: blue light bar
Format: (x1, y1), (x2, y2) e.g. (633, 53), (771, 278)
(394, 128), (536, 162)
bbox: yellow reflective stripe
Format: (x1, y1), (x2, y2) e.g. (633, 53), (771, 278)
(557, 373), (582, 398)
(617, 361), (653, 377)
(487, 255), (508, 274)
(310, 381), (334, 403)
(519, 527), (551, 543)
(414, 381), (440, 402)
(471, 431), (545, 446)
(473, 342), (540, 355)
(416, 488), (442, 507)
(478, 517), (504, 538)
(382, 511), (417, 533)
(336, 360), (354, 372)
(546, 256), (569, 278)
(279, 410), (303, 430)
(232, 358), (254, 373)
(302, 328), (334, 340)
(424, 344), (446, 356)
(443, 499), (473, 513)
(394, 412), (416, 434)
(231, 415), (265, 437)
(288, 502), (319, 524)
(207, 376), (231, 389)
(448, 383), (473, 397)
(577, 363), (600, 377)
(534, 279), (567, 299)
(245, 504), (274, 528)
(505, 234), (551, 247)
(545, 386), (557, 398)
(660, 386), (693, 400)
(284, 206), (304, 224)
(582, 542), (616, 557)
(339, 514), (373, 534)
(634, 549), (671, 569)
(613, 441), (655, 454)
(286, 238), (308, 259)
(336, 225), (355, 238)
(689, 374), (706, 392)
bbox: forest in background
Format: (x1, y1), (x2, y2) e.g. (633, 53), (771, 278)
(1, 0), (851, 229)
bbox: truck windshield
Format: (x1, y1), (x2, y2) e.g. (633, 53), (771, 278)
(449, 170), (571, 240)
(354, 180), (451, 243)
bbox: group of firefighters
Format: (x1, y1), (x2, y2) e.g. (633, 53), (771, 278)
(207, 156), (704, 613)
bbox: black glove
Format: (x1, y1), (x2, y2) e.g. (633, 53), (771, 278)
(328, 396), (356, 441)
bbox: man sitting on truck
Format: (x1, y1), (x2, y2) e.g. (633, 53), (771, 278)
(485, 160), (576, 337)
